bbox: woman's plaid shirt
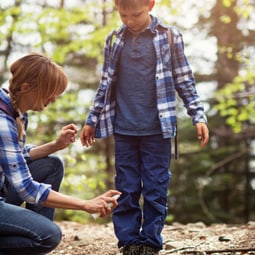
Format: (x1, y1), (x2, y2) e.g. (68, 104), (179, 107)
(0, 88), (50, 203)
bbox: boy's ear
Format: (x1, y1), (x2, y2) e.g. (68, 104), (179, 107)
(149, 0), (155, 11)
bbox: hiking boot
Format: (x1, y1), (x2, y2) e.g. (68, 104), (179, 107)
(120, 244), (141, 255)
(140, 245), (159, 255)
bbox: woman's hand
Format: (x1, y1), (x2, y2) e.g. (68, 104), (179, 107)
(29, 124), (78, 160)
(83, 190), (121, 217)
(44, 189), (121, 218)
(55, 123), (78, 150)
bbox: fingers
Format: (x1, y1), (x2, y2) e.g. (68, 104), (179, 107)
(87, 137), (96, 147)
(101, 191), (121, 210)
(80, 126), (95, 147)
(55, 124), (78, 148)
(103, 189), (122, 198)
(64, 127), (78, 144)
(100, 202), (114, 217)
(196, 123), (209, 148)
(200, 132), (209, 147)
(197, 131), (208, 147)
(81, 136), (95, 147)
(100, 193), (121, 217)
(63, 123), (78, 131)
(85, 191), (121, 219)
(93, 190), (121, 218)
(80, 130), (86, 146)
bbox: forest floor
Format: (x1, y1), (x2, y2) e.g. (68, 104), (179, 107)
(48, 221), (255, 255)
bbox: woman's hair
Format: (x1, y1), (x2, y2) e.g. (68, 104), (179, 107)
(9, 53), (68, 139)
(115, 0), (150, 9)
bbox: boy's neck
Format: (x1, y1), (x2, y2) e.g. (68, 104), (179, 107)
(130, 16), (152, 37)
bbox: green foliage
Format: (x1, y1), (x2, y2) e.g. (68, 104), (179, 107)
(214, 71), (255, 133)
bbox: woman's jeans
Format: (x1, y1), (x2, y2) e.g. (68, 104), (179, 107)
(5, 155), (64, 220)
(0, 198), (62, 255)
(113, 134), (172, 250)
(0, 155), (64, 254)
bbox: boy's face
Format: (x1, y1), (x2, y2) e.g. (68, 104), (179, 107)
(116, 0), (155, 35)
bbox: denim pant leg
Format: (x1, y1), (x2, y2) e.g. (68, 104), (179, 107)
(0, 199), (62, 255)
(139, 135), (172, 250)
(5, 155), (64, 220)
(113, 135), (143, 247)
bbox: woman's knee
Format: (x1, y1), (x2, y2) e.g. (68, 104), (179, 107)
(49, 155), (65, 179)
(41, 222), (62, 252)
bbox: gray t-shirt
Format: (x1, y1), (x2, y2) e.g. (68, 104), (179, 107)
(114, 29), (161, 136)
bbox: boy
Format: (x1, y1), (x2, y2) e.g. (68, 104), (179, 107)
(80, 0), (209, 254)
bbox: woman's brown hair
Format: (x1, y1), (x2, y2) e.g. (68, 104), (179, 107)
(9, 53), (68, 139)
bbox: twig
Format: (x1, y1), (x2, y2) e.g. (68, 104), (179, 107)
(184, 247), (255, 254)
(164, 241), (205, 254)
(164, 246), (198, 254)
(206, 149), (249, 176)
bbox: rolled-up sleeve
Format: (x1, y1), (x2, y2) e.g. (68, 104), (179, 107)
(23, 144), (36, 163)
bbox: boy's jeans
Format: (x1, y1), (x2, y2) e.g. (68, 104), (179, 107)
(5, 155), (64, 220)
(0, 198), (62, 255)
(113, 134), (172, 250)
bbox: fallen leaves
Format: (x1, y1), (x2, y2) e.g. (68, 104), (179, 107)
(49, 221), (255, 255)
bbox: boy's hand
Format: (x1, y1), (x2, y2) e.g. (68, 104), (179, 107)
(80, 125), (95, 147)
(195, 123), (209, 147)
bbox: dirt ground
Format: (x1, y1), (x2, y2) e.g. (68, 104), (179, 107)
(49, 221), (255, 255)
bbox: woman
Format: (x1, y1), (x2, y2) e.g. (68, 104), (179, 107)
(0, 53), (120, 255)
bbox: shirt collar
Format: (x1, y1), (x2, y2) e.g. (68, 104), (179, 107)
(0, 88), (19, 118)
(149, 15), (168, 33)
(115, 15), (168, 36)
(17, 108), (24, 119)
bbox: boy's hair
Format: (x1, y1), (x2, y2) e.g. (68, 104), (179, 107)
(115, 0), (150, 9)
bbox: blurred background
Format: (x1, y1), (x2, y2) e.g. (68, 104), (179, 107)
(0, 0), (254, 225)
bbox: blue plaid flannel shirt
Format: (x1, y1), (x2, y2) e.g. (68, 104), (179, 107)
(86, 15), (207, 138)
(0, 88), (50, 204)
